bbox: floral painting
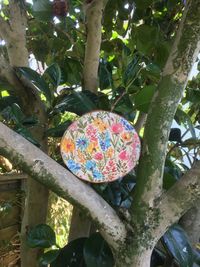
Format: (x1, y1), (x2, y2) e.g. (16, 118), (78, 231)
(60, 111), (141, 183)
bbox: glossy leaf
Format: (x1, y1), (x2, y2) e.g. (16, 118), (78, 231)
(99, 61), (113, 90)
(134, 85), (156, 113)
(32, 0), (53, 21)
(15, 127), (40, 147)
(0, 96), (19, 112)
(136, 25), (159, 54)
(39, 250), (60, 266)
(123, 54), (141, 87)
(16, 67), (51, 102)
(27, 224), (56, 248)
(51, 238), (87, 267)
(45, 120), (72, 137)
(163, 225), (194, 267)
(83, 233), (114, 267)
(43, 63), (61, 88)
(175, 108), (196, 139)
(53, 91), (96, 116)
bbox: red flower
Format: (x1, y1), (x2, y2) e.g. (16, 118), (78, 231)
(111, 123), (123, 134)
(119, 150), (129, 161)
(94, 152), (103, 160)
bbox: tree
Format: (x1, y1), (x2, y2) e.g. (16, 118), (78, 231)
(0, 0), (200, 267)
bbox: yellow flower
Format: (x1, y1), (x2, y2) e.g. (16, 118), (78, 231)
(106, 147), (114, 158)
(93, 119), (108, 132)
(61, 138), (75, 153)
(121, 132), (131, 142)
(87, 142), (98, 154)
(77, 150), (86, 163)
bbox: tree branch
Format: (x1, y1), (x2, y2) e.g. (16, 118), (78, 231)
(134, 112), (147, 134)
(1, 0), (29, 66)
(0, 16), (11, 41)
(0, 122), (127, 249)
(155, 161), (200, 239)
(131, 0), (200, 216)
(83, 0), (107, 93)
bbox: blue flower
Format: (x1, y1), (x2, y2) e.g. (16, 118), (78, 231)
(92, 170), (103, 180)
(76, 137), (89, 150)
(100, 131), (111, 151)
(120, 118), (134, 131)
(85, 160), (96, 171)
(67, 160), (81, 173)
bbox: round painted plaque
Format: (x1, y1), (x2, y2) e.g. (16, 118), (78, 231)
(60, 111), (141, 183)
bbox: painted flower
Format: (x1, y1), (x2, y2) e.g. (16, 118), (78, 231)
(76, 137), (89, 151)
(93, 119), (107, 132)
(77, 150), (86, 163)
(106, 147), (114, 158)
(69, 121), (78, 131)
(119, 150), (129, 161)
(85, 160), (96, 171)
(111, 123), (123, 134)
(121, 132), (131, 142)
(99, 131), (111, 151)
(86, 125), (97, 141)
(61, 138), (75, 153)
(67, 159), (81, 173)
(92, 170), (103, 180)
(120, 118), (134, 131)
(94, 152), (103, 160)
(87, 142), (98, 154)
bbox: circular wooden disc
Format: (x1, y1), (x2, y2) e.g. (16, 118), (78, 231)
(60, 111), (141, 183)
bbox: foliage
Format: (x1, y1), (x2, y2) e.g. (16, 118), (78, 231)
(27, 224), (114, 267)
(0, 0), (200, 266)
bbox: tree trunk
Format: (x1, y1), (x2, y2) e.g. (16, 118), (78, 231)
(0, 2), (49, 266)
(115, 247), (153, 267)
(180, 201), (200, 247)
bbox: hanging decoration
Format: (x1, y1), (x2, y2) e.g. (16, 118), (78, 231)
(61, 110), (141, 183)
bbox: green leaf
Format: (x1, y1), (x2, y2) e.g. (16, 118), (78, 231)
(83, 233), (114, 267)
(134, 0), (153, 9)
(61, 58), (82, 86)
(27, 224), (56, 248)
(99, 61), (113, 90)
(43, 63), (61, 88)
(16, 67), (51, 103)
(45, 121), (72, 137)
(163, 225), (194, 267)
(123, 54), (141, 87)
(15, 127), (40, 147)
(39, 250), (60, 266)
(53, 91), (97, 116)
(136, 25), (159, 54)
(0, 96), (19, 112)
(51, 238), (87, 267)
(10, 103), (25, 124)
(134, 85), (156, 113)
(175, 108), (196, 139)
(32, 0), (53, 22)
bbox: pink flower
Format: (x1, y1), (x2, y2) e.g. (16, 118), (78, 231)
(111, 123), (123, 134)
(94, 152), (103, 160)
(119, 150), (129, 161)
(86, 125), (97, 141)
(69, 121), (77, 131)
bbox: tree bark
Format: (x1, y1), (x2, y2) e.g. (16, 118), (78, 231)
(83, 0), (107, 92)
(130, 0), (200, 228)
(180, 202), (200, 247)
(0, 2), (49, 266)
